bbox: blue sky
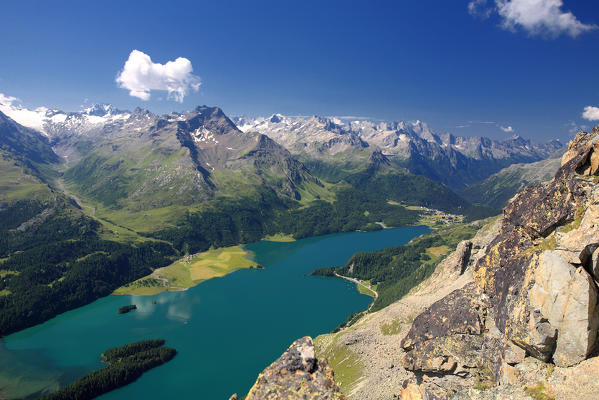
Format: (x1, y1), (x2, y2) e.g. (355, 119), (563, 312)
(1, 0), (598, 141)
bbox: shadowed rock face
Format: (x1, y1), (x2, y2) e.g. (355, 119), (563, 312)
(244, 337), (345, 400)
(398, 126), (599, 397)
(401, 283), (487, 352)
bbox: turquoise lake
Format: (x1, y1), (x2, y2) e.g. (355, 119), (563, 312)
(0, 226), (429, 399)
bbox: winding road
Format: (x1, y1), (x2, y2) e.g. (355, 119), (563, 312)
(334, 272), (378, 311)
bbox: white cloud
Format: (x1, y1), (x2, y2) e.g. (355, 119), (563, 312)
(582, 106), (599, 121)
(116, 50), (201, 102)
(500, 125), (514, 132)
(0, 93), (18, 106)
(495, 0), (597, 37)
(468, 0), (492, 18)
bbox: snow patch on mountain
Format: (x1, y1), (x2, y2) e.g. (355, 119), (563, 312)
(233, 114), (561, 162)
(0, 95), (132, 137)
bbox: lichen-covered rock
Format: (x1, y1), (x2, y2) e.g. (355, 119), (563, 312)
(528, 251), (599, 366)
(503, 180), (573, 239)
(472, 128), (599, 370)
(245, 337), (345, 400)
(401, 283), (486, 351)
(562, 130), (596, 167)
(401, 334), (502, 377)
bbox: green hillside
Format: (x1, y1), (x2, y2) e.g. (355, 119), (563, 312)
(461, 148), (565, 209)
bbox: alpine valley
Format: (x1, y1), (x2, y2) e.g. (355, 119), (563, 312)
(0, 100), (573, 399)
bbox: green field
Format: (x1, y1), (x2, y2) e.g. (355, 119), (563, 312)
(0, 270), (19, 278)
(113, 245), (258, 295)
(426, 245), (451, 257)
(262, 233), (296, 242)
(58, 179), (192, 242)
(380, 318), (402, 336)
(356, 280), (377, 298)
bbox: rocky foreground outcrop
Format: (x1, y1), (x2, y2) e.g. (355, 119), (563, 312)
(241, 337), (345, 400)
(399, 126), (599, 398)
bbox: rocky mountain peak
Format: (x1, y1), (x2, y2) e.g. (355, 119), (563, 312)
(269, 113), (283, 123)
(185, 105), (240, 136)
(369, 149), (392, 167)
(82, 103), (124, 117)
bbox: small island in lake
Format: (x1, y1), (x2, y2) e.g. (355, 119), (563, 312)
(117, 304), (137, 314)
(40, 339), (176, 400)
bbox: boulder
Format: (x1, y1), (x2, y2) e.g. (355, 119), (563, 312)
(561, 131), (595, 167)
(401, 283), (485, 351)
(528, 251), (599, 367)
(455, 240), (473, 275)
(399, 382), (426, 400)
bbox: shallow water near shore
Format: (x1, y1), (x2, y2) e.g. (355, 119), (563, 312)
(1, 226), (428, 399)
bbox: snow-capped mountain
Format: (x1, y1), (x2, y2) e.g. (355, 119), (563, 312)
(233, 114), (562, 188)
(235, 114), (369, 156)
(0, 99), (132, 138)
(0, 96), (562, 190)
(235, 114), (560, 161)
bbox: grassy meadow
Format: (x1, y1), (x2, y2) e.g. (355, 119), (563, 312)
(113, 245), (258, 295)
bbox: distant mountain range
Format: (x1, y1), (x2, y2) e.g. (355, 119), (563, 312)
(234, 114), (562, 189)
(1, 101), (562, 191)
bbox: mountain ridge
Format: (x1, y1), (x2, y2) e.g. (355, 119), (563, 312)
(0, 99), (561, 191)
(234, 114), (562, 189)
